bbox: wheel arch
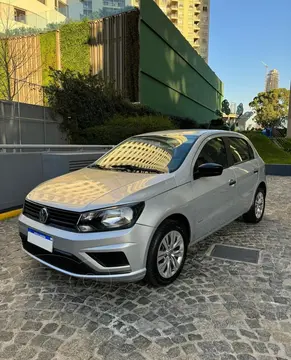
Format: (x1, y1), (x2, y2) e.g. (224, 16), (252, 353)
(258, 181), (267, 195)
(155, 213), (191, 245)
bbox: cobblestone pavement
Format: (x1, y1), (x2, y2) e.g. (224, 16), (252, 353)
(1, 176), (291, 360)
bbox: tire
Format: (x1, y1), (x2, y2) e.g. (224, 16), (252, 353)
(145, 219), (188, 286)
(243, 187), (266, 223)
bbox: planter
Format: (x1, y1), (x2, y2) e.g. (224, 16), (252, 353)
(265, 164), (291, 176)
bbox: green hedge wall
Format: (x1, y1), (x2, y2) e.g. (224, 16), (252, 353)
(40, 31), (57, 87)
(60, 21), (90, 73)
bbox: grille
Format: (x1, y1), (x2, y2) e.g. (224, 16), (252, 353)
(21, 234), (97, 275)
(23, 200), (80, 232)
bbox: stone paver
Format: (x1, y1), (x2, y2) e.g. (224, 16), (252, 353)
(0, 176), (291, 360)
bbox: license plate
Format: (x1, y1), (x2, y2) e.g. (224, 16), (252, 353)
(27, 229), (53, 253)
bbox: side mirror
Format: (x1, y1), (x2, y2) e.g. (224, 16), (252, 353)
(195, 163), (223, 179)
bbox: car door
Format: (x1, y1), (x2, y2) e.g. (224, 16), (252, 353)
(191, 136), (237, 241)
(226, 136), (258, 214)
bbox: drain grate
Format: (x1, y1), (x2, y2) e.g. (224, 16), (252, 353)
(209, 244), (260, 264)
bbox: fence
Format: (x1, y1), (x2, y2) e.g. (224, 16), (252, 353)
(89, 10), (139, 102)
(0, 100), (67, 145)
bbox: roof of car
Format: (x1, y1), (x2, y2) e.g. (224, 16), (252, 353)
(137, 129), (234, 137)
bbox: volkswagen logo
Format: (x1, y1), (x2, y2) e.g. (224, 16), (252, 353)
(39, 208), (49, 224)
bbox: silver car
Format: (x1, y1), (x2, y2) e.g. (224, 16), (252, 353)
(19, 130), (266, 285)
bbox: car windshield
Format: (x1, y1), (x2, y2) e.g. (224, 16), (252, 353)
(89, 133), (199, 173)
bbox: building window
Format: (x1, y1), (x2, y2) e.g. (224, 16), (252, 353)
(56, 1), (68, 16)
(14, 8), (26, 24)
(203, 6), (208, 11)
(38, 0), (46, 4)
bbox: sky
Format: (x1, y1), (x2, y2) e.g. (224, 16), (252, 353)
(208, 0), (291, 111)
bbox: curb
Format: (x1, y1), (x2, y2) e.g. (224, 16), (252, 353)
(0, 209), (22, 221)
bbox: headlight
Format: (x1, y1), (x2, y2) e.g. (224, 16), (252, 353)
(77, 203), (145, 232)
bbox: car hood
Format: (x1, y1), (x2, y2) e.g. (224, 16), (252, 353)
(27, 167), (176, 211)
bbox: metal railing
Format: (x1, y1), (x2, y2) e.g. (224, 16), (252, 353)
(0, 144), (114, 153)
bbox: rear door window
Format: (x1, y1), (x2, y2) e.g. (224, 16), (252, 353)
(228, 137), (254, 164)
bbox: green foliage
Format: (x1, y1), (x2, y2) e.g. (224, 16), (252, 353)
(170, 116), (198, 129)
(243, 132), (291, 164)
(249, 88), (290, 128)
(236, 103), (244, 117)
(278, 138), (291, 153)
(82, 115), (176, 145)
(209, 118), (230, 130)
(40, 32), (57, 87)
(44, 69), (158, 142)
(60, 21), (90, 73)
(222, 99), (231, 115)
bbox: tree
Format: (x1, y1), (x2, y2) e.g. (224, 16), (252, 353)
(221, 99), (231, 116)
(249, 88), (289, 128)
(44, 69), (156, 142)
(236, 103), (244, 119)
(0, 5), (40, 101)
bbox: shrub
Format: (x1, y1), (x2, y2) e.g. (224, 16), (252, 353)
(44, 69), (162, 142)
(170, 116), (198, 129)
(82, 115), (176, 144)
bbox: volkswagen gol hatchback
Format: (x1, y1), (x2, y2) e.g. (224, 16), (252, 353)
(19, 130), (266, 285)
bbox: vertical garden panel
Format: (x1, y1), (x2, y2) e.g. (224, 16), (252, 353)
(60, 21), (90, 74)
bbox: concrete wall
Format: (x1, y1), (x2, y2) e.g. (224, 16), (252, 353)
(0, 151), (106, 212)
(0, 101), (67, 145)
(139, 0), (223, 124)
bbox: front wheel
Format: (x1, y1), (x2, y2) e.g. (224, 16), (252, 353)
(243, 187), (266, 223)
(145, 220), (188, 286)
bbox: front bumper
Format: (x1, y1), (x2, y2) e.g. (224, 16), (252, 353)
(19, 214), (153, 282)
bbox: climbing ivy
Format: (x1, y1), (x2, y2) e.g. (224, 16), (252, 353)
(40, 31), (57, 86)
(60, 21), (90, 74)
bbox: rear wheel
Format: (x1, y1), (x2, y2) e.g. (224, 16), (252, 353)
(243, 187), (266, 223)
(146, 220), (188, 286)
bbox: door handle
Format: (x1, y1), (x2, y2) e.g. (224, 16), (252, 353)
(229, 179), (236, 186)
(254, 169), (258, 174)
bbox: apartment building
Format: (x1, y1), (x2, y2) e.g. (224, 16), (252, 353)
(0, 0), (68, 32)
(129, 0), (210, 62)
(266, 69), (279, 92)
(68, 0), (129, 20)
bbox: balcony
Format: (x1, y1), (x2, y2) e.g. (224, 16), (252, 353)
(56, 0), (68, 17)
(170, 14), (178, 20)
(171, 5), (178, 10)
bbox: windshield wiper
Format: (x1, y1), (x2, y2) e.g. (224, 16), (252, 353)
(111, 165), (163, 174)
(87, 164), (111, 170)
